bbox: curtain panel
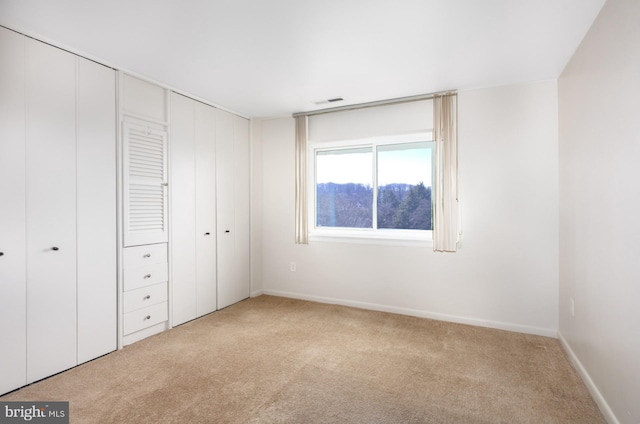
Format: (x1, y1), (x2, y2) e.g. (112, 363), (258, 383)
(433, 93), (460, 252)
(294, 115), (309, 244)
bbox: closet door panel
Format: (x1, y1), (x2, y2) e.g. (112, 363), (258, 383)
(215, 109), (236, 309)
(170, 93), (197, 325)
(77, 58), (117, 364)
(122, 122), (168, 246)
(195, 102), (217, 316)
(122, 74), (167, 122)
(0, 26), (27, 395)
(233, 116), (251, 301)
(25, 39), (77, 383)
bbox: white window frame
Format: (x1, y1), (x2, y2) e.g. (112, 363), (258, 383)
(308, 132), (434, 246)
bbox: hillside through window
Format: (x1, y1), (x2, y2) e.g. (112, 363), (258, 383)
(314, 140), (433, 233)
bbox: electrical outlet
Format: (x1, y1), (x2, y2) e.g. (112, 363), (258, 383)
(570, 297), (575, 317)
(290, 261), (296, 272)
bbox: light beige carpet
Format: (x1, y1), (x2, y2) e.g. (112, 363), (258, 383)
(1, 295), (605, 423)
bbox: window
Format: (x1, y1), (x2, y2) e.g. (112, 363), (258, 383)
(310, 134), (434, 242)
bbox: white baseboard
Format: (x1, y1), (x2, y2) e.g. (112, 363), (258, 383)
(558, 332), (620, 424)
(250, 289), (264, 298)
(261, 289), (557, 338)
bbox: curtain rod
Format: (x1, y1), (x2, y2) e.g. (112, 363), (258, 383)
(292, 90), (457, 118)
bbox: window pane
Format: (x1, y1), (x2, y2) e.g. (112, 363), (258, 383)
(377, 143), (432, 230)
(316, 148), (372, 228)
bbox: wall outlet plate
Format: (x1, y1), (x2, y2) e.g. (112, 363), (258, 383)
(570, 297), (575, 316)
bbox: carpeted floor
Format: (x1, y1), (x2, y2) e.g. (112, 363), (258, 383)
(1, 295), (605, 423)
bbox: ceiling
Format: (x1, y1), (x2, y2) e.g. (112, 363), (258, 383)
(0, 0), (605, 118)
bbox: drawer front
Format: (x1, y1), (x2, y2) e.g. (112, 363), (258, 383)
(123, 282), (168, 313)
(123, 302), (168, 335)
(124, 262), (168, 291)
(123, 243), (167, 270)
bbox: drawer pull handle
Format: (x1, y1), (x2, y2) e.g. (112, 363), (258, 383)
(0, 252), (4, 256)
(204, 232), (210, 236)
(144, 315), (151, 320)
(225, 230), (230, 233)
(143, 254), (151, 258)
(52, 246), (60, 251)
(144, 295), (151, 300)
(144, 274), (152, 279)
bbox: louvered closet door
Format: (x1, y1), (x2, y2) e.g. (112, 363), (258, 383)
(26, 38), (77, 383)
(123, 123), (168, 247)
(0, 26), (27, 395)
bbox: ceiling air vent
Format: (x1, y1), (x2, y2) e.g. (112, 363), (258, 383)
(313, 97), (344, 105)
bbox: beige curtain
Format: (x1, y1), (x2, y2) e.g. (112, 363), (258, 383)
(295, 116), (309, 244)
(433, 93), (460, 252)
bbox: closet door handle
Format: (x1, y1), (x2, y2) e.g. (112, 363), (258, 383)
(204, 232), (211, 236)
(51, 247), (60, 251)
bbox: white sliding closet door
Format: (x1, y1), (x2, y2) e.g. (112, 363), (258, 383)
(195, 101), (217, 317)
(0, 28), (117, 395)
(0, 26), (27, 395)
(216, 109), (250, 309)
(170, 94), (217, 326)
(77, 58), (117, 363)
(170, 93), (197, 325)
(25, 38), (77, 383)
(215, 109), (235, 309)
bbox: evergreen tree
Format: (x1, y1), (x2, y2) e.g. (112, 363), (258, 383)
(392, 182), (431, 230)
(377, 187), (400, 228)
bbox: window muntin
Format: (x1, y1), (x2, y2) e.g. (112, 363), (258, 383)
(312, 137), (433, 238)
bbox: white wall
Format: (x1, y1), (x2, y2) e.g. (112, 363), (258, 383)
(250, 118), (264, 296)
(254, 80), (559, 336)
(558, 0), (640, 422)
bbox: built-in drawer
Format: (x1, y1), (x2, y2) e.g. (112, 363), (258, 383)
(123, 262), (168, 291)
(123, 243), (167, 270)
(123, 302), (168, 335)
(123, 282), (168, 313)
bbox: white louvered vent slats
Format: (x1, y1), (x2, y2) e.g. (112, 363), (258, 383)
(123, 122), (168, 246)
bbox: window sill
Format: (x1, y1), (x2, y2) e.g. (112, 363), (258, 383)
(308, 230), (433, 247)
